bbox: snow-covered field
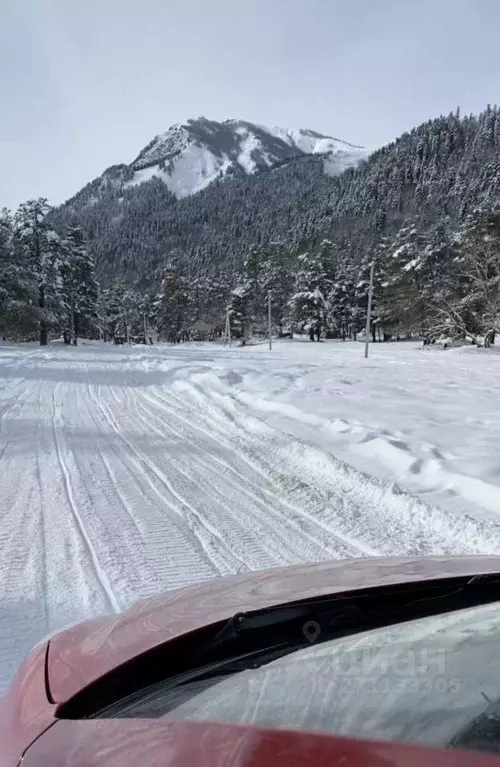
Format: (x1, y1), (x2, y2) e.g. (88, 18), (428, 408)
(1, 338), (500, 694)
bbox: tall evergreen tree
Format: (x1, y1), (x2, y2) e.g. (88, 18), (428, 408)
(382, 220), (430, 335)
(60, 224), (98, 344)
(261, 243), (294, 335)
(13, 198), (61, 345)
(97, 282), (127, 342)
(328, 267), (356, 340)
(154, 262), (192, 342)
(289, 245), (336, 336)
(443, 208), (500, 343)
(0, 209), (14, 335)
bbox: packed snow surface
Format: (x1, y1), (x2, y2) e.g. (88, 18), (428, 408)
(1, 339), (500, 694)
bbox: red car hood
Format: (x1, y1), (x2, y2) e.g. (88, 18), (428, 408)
(22, 719), (500, 767)
(47, 555), (500, 703)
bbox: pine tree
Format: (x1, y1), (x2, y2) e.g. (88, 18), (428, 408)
(289, 245), (336, 337)
(447, 208), (500, 344)
(355, 239), (388, 342)
(13, 198), (61, 345)
(382, 220), (429, 335)
(328, 267), (356, 340)
(0, 208), (40, 339)
(155, 262), (192, 342)
(60, 224), (98, 344)
(242, 244), (268, 332)
(0, 209), (14, 336)
(97, 282), (128, 342)
(261, 243), (295, 335)
(228, 282), (251, 342)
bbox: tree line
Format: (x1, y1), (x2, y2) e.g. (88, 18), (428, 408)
(2, 197), (500, 348)
(0, 199), (97, 345)
(226, 207), (500, 346)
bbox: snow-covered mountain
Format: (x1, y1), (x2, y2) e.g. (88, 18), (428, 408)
(124, 117), (368, 199)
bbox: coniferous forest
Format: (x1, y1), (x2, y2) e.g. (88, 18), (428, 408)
(2, 105), (500, 346)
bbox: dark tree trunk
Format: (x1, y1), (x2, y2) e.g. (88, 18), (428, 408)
(72, 311), (79, 346)
(39, 285), (47, 346)
(372, 325), (376, 343)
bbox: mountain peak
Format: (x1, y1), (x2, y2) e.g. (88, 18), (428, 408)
(120, 118), (368, 201)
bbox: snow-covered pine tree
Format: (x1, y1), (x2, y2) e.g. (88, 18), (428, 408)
(447, 208), (500, 344)
(0, 209), (14, 336)
(242, 244), (268, 333)
(355, 239), (388, 342)
(289, 243), (336, 337)
(13, 198), (61, 345)
(327, 267), (356, 340)
(60, 224), (98, 344)
(190, 272), (231, 336)
(122, 287), (152, 342)
(97, 282), (128, 342)
(228, 282), (250, 342)
(137, 290), (157, 343)
(261, 243), (294, 336)
(0, 208), (41, 339)
(381, 220), (429, 336)
(155, 262), (192, 342)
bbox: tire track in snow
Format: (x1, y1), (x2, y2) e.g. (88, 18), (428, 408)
(0, 380), (58, 691)
(131, 393), (326, 566)
(136, 389), (364, 562)
(51, 383), (121, 614)
(143, 385), (377, 558)
(86, 383), (241, 577)
(128, 393), (284, 569)
(80, 383), (145, 543)
(34, 385), (50, 630)
(0, 385), (31, 461)
(74, 381), (215, 598)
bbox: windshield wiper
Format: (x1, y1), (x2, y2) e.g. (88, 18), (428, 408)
(187, 573), (499, 670)
(59, 572), (500, 720)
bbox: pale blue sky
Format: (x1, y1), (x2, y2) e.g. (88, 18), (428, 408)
(1, 0), (500, 209)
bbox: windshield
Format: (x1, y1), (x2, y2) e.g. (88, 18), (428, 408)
(104, 600), (500, 754)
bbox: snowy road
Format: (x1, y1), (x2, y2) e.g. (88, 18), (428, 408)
(2, 340), (500, 693)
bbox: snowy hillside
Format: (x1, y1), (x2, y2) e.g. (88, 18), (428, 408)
(262, 124), (363, 156)
(121, 117), (368, 199)
(2, 339), (500, 694)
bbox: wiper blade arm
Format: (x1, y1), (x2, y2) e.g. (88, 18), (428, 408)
(192, 602), (365, 669)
